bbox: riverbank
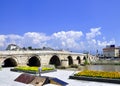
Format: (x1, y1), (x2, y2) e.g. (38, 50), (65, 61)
(0, 68), (120, 86)
(91, 59), (120, 65)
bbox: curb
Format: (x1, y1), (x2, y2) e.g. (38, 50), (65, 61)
(69, 75), (120, 84)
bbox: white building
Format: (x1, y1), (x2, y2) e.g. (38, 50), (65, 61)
(103, 45), (119, 58)
(6, 44), (21, 51)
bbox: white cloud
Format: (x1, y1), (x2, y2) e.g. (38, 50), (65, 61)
(92, 39), (97, 44)
(6, 34), (22, 40)
(53, 30), (83, 40)
(24, 32), (50, 42)
(5, 34), (23, 45)
(23, 32), (50, 47)
(51, 31), (83, 50)
(0, 28), (117, 53)
(86, 27), (101, 39)
(102, 37), (106, 40)
(97, 39), (115, 47)
(0, 35), (6, 47)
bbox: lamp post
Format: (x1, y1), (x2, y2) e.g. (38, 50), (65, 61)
(38, 66), (42, 77)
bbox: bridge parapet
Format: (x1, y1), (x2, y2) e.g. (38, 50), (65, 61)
(0, 50), (86, 56)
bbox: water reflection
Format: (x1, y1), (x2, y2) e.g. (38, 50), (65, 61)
(81, 65), (120, 72)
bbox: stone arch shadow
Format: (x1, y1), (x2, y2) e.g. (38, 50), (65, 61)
(76, 56), (81, 64)
(83, 56), (87, 60)
(67, 56), (73, 65)
(27, 55), (41, 67)
(2, 56), (18, 67)
(49, 55), (61, 67)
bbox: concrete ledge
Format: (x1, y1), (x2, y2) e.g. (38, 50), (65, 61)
(69, 75), (120, 84)
(10, 69), (57, 74)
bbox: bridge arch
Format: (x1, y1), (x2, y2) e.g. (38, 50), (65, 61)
(27, 55), (41, 67)
(67, 56), (73, 65)
(49, 55), (61, 67)
(2, 57), (17, 67)
(83, 56), (87, 60)
(76, 56), (81, 64)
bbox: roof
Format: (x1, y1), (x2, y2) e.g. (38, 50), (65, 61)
(103, 47), (119, 50)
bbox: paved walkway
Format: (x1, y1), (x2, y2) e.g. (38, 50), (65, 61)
(0, 68), (120, 86)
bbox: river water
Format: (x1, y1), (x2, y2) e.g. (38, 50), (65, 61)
(80, 65), (120, 72)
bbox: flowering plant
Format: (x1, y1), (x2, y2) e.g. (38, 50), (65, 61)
(14, 66), (54, 72)
(74, 70), (120, 79)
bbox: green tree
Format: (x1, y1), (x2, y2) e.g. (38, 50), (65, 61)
(28, 46), (32, 50)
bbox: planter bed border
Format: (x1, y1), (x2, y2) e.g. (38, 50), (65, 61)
(10, 69), (57, 74)
(69, 75), (120, 84)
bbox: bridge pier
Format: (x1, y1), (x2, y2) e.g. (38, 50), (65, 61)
(61, 60), (68, 67)
(73, 60), (79, 65)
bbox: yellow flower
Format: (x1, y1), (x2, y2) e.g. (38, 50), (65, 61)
(74, 70), (120, 79)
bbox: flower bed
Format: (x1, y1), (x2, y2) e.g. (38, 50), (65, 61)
(75, 70), (120, 79)
(11, 66), (56, 74)
(69, 70), (120, 84)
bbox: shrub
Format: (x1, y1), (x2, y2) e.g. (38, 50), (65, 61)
(0, 66), (2, 71)
(84, 60), (89, 65)
(57, 66), (67, 69)
(70, 64), (79, 68)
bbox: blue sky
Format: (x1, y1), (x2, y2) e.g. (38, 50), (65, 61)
(0, 0), (120, 54)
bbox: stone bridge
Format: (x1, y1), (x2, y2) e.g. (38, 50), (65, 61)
(0, 50), (97, 67)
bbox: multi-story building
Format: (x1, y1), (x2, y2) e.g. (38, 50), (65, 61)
(103, 45), (120, 58)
